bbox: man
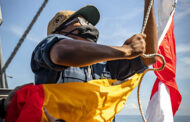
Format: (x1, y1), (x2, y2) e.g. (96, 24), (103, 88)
(31, 3), (157, 85)
(0, 0), (157, 120)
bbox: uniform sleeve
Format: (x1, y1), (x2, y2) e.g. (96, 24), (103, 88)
(31, 34), (69, 72)
(106, 57), (147, 81)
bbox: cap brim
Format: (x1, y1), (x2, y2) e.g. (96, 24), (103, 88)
(67, 5), (100, 26)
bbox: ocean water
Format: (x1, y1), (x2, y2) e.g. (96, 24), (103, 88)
(115, 115), (190, 122)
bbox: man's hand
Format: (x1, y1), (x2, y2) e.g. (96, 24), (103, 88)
(44, 108), (57, 122)
(122, 33), (146, 59)
(44, 108), (66, 122)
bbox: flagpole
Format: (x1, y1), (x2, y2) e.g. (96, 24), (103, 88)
(0, 5), (7, 122)
(0, 5), (8, 89)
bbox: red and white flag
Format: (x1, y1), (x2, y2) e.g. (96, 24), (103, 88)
(146, 0), (182, 122)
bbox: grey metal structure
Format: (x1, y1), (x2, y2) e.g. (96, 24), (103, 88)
(0, 5), (7, 122)
(0, 5), (8, 90)
(0, 42), (8, 89)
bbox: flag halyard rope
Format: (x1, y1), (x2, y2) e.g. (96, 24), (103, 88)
(137, 0), (166, 122)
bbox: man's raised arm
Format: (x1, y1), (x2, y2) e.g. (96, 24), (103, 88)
(141, 0), (158, 66)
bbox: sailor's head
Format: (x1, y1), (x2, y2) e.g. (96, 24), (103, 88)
(47, 5), (100, 43)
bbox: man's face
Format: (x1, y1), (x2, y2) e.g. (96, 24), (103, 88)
(57, 16), (90, 41)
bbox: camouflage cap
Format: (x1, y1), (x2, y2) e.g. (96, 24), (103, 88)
(47, 5), (100, 35)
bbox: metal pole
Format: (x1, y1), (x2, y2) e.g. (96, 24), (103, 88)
(0, 6), (2, 25)
(0, 6), (8, 122)
(0, 46), (8, 88)
(0, 6), (8, 88)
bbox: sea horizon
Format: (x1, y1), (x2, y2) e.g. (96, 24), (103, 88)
(115, 115), (190, 122)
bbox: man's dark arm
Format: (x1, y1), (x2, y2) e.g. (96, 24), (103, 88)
(50, 34), (146, 67)
(141, 0), (158, 66)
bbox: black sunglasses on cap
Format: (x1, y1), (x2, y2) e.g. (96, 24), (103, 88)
(53, 17), (91, 33)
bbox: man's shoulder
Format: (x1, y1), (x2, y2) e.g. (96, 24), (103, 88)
(46, 34), (73, 40)
(33, 34), (73, 52)
(44, 34), (73, 43)
(31, 34), (71, 72)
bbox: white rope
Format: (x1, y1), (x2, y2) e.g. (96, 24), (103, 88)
(137, 54), (165, 122)
(141, 0), (154, 34)
(137, 0), (166, 122)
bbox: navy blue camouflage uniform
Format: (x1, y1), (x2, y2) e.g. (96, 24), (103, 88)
(31, 34), (146, 85)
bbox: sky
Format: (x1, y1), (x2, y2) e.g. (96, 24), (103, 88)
(0, 0), (190, 117)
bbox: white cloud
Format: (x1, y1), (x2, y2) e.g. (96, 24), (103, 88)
(9, 25), (23, 36)
(176, 44), (190, 53)
(9, 25), (41, 42)
(102, 8), (143, 22)
(176, 56), (190, 80)
(118, 101), (148, 115)
(100, 27), (134, 42)
(175, 9), (190, 21)
(125, 103), (138, 109)
(118, 103), (139, 115)
(180, 57), (190, 65)
(175, 0), (190, 21)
